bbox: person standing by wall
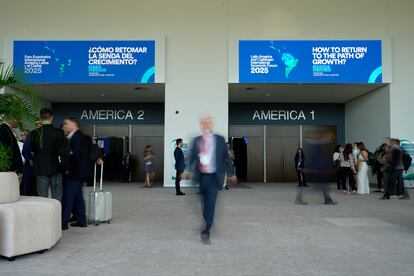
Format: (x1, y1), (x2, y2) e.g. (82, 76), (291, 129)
(123, 151), (132, 183)
(356, 142), (370, 195)
(144, 145), (154, 188)
(333, 145), (343, 190)
(30, 108), (65, 202)
(392, 139), (405, 198)
(373, 143), (388, 193)
(339, 143), (357, 194)
(295, 148), (308, 187)
(224, 142), (236, 190)
(174, 139), (186, 195)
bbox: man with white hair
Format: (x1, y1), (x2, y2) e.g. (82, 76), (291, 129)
(188, 115), (237, 244)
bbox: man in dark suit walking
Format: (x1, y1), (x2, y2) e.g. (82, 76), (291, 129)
(0, 119), (23, 177)
(174, 138), (186, 196)
(61, 117), (90, 230)
(187, 115), (237, 244)
(30, 108), (65, 202)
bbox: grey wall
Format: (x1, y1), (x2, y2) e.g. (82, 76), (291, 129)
(345, 86), (390, 151)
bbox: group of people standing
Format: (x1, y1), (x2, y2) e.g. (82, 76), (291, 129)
(333, 142), (370, 195)
(0, 108), (101, 231)
(374, 139), (407, 199)
(331, 139), (408, 199)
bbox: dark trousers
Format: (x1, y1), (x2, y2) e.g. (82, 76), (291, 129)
(199, 173), (219, 233)
(295, 184), (334, 203)
(339, 167), (356, 191)
(62, 178), (86, 227)
(36, 174), (63, 202)
(376, 170), (384, 189)
(296, 169), (306, 186)
(123, 167), (131, 182)
(336, 168), (341, 189)
(175, 171), (183, 194)
(383, 169), (393, 196)
(22, 164), (36, 196)
(395, 170), (404, 196)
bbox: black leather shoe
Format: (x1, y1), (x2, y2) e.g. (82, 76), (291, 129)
(295, 200), (307, 205)
(324, 201), (338, 205)
(380, 195), (390, 200)
(70, 222), (87, 228)
(69, 216), (77, 223)
(176, 192), (185, 196)
(62, 225), (69, 230)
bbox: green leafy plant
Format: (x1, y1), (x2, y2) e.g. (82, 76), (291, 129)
(0, 61), (38, 130)
(0, 143), (12, 172)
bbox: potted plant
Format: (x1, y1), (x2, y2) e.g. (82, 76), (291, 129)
(0, 61), (38, 182)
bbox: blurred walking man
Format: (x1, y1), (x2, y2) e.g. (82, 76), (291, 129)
(187, 115), (237, 244)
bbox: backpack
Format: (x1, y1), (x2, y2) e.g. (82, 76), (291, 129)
(402, 152), (412, 171)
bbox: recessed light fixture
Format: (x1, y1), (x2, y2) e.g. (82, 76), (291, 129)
(265, 93), (270, 97)
(100, 94), (105, 97)
(134, 86), (149, 91)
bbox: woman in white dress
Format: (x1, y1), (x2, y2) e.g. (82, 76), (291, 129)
(357, 142), (370, 194)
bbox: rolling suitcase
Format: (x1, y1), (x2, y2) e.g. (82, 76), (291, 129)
(88, 163), (112, 226)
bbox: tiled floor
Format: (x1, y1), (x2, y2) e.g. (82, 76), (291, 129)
(1, 183), (414, 276)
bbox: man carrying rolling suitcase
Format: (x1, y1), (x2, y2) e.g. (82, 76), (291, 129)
(61, 117), (90, 230)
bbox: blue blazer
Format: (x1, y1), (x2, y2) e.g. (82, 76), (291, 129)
(68, 130), (90, 179)
(295, 154), (305, 169)
(189, 134), (233, 187)
(174, 147), (185, 173)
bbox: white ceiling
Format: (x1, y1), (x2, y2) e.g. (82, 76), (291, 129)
(229, 83), (387, 103)
(24, 82), (386, 104)
(29, 83), (165, 103)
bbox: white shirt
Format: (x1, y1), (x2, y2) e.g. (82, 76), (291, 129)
(333, 152), (340, 161)
(67, 130), (77, 140)
(198, 132), (216, 173)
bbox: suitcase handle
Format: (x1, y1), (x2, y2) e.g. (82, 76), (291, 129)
(93, 163), (104, 191)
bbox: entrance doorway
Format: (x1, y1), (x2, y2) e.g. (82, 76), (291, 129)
(229, 125), (337, 183)
(79, 124), (164, 183)
(266, 126), (299, 182)
(231, 137), (248, 182)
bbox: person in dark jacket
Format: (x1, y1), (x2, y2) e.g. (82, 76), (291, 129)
(21, 131), (37, 196)
(186, 115), (237, 244)
(174, 138), (185, 196)
(122, 151), (132, 183)
(61, 117), (90, 230)
(295, 148), (308, 187)
(0, 119), (23, 175)
(30, 108), (65, 202)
